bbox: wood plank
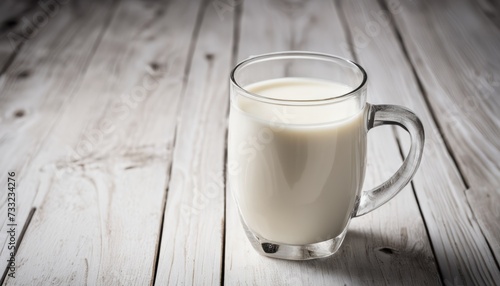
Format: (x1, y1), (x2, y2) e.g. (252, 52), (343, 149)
(0, 0), (33, 69)
(3, 0), (203, 284)
(342, 0), (500, 284)
(153, 1), (235, 284)
(224, 0), (440, 284)
(0, 0), (118, 277)
(384, 0), (500, 281)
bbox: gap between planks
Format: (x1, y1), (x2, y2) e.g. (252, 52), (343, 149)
(393, 130), (445, 284)
(0, 208), (36, 284)
(221, 2), (243, 285)
(181, 0), (212, 88)
(335, 0), (359, 63)
(0, 48), (21, 76)
(336, 0), (443, 280)
(150, 0), (221, 285)
(151, 125), (178, 286)
(151, 0), (210, 284)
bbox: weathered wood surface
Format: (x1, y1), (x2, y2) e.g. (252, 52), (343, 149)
(0, 0), (118, 278)
(390, 0), (500, 274)
(154, 0), (233, 284)
(0, 0), (498, 284)
(342, 0), (500, 284)
(2, 0), (201, 284)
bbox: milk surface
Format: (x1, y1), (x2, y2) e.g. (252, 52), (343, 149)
(229, 77), (366, 244)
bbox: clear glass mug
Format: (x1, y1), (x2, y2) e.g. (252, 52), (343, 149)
(227, 52), (424, 260)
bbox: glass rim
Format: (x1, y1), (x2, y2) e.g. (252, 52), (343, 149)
(230, 51), (368, 106)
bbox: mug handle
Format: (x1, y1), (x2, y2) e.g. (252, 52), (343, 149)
(354, 104), (425, 217)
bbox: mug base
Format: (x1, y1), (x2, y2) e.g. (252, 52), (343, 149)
(240, 218), (348, 260)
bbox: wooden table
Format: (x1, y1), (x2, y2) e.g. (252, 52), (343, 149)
(1, 0), (499, 284)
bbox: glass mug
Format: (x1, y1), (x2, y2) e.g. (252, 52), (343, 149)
(228, 52), (424, 260)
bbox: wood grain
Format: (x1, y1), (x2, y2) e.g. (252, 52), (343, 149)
(153, 0), (234, 284)
(384, 0), (500, 282)
(0, 0), (117, 277)
(224, 0), (440, 284)
(3, 0), (203, 284)
(341, 0), (500, 284)
(0, 0), (497, 284)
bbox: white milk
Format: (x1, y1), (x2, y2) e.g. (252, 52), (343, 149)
(229, 78), (366, 245)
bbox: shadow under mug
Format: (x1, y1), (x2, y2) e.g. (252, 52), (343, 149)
(228, 51), (424, 260)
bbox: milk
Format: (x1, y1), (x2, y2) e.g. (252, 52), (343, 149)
(228, 77), (367, 245)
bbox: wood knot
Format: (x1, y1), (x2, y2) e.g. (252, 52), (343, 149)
(3, 19), (18, 29)
(155, 9), (165, 17)
(13, 109), (25, 118)
(378, 247), (395, 254)
(205, 53), (214, 61)
(149, 62), (160, 71)
(17, 70), (31, 79)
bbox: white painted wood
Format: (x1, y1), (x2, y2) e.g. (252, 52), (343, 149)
(390, 0), (500, 188)
(383, 0), (500, 282)
(225, 0), (440, 284)
(0, 0), (497, 284)
(2, 0), (203, 284)
(342, 0), (500, 284)
(153, 1), (234, 285)
(0, 0), (117, 277)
